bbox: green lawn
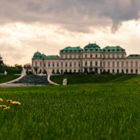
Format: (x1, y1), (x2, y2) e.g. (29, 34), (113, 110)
(0, 82), (140, 139)
(50, 74), (138, 84)
(0, 75), (19, 83)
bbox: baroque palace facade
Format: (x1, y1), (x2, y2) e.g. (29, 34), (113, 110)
(32, 43), (140, 75)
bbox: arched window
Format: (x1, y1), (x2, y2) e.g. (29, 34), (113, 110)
(136, 61), (138, 67)
(131, 61), (133, 67)
(35, 62), (37, 67)
(90, 61), (92, 67)
(108, 61), (110, 67)
(85, 61), (87, 66)
(65, 62), (67, 67)
(117, 62), (119, 67)
(95, 54), (98, 58)
(112, 69), (115, 73)
(126, 61), (128, 67)
(112, 61), (115, 67)
(57, 69), (59, 74)
(52, 69), (55, 74)
(121, 61), (124, 67)
(70, 62), (72, 67)
(61, 62), (63, 67)
(95, 61), (98, 66)
(65, 69), (67, 73)
(90, 54), (92, 58)
(40, 62), (42, 67)
(79, 62), (81, 67)
(48, 62), (50, 67)
(61, 69), (63, 74)
(74, 62), (76, 67)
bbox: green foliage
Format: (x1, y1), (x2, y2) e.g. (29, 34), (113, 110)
(0, 65), (22, 74)
(0, 83), (140, 139)
(51, 74), (138, 85)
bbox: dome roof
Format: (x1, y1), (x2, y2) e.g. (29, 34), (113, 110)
(103, 46), (125, 52)
(42, 54), (47, 59)
(60, 46), (83, 53)
(84, 43), (101, 52)
(33, 52), (43, 59)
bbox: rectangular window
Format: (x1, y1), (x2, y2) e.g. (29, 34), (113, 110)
(108, 61), (110, 67)
(112, 61), (115, 67)
(79, 62), (81, 67)
(117, 61), (119, 67)
(35, 62), (37, 67)
(95, 61), (98, 66)
(126, 61), (128, 67)
(74, 62), (76, 67)
(48, 62), (50, 67)
(131, 61), (133, 67)
(136, 61), (138, 67)
(121, 61), (124, 67)
(61, 62), (63, 67)
(90, 61), (92, 67)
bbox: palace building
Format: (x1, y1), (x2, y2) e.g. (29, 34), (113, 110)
(32, 43), (140, 75)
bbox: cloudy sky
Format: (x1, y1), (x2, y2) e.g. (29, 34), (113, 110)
(1, 0), (140, 65)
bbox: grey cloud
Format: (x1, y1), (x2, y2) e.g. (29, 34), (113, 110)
(0, 0), (140, 32)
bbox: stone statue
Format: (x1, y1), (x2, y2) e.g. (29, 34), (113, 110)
(63, 78), (67, 86)
(4, 70), (7, 75)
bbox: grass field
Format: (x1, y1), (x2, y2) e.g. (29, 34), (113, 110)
(50, 74), (139, 84)
(0, 79), (140, 139)
(0, 75), (19, 83)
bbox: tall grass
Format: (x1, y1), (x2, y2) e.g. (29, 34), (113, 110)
(0, 83), (140, 139)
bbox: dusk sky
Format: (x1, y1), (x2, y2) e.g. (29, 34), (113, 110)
(1, 0), (140, 65)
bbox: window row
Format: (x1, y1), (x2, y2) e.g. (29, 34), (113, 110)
(104, 61), (139, 67)
(33, 61), (82, 67)
(103, 69), (138, 74)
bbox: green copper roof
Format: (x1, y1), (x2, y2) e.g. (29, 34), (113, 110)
(33, 52), (44, 59)
(42, 54), (47, 59)
(103, 46), (125, 52)
(60, 46), (83, 53)
(33, 52), (59, 60)
(84, 43), (101, 52)
(46, 55), (59, 59)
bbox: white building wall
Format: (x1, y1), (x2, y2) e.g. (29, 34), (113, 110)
(32, 51), (140, 75)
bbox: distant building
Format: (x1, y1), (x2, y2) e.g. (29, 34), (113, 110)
(32, 43), (140, 75)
